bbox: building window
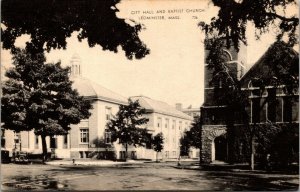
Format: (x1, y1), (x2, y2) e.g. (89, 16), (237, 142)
(104, 129), (111, 144)
(283, 97), (292, 122)
(146, 133), (152, 149)
(172, 120), (176, 129)
(165, 151), (169, 158)
(267, 88), (276, 122)
(165, 119), (169, 128)
(173, 151), (176, 156)
(1, 128), (4, 139)
(50, 136), (57, 149)
(252, 98), (260, 123)
(80, 129), (89, 143)
(157, 117), (162, 128)
(1, 128), (5, 148)
(179, 121), (182, 130)
(14, 131), (21, 144)
(105, 107), (112, 121)
(252, 88), (261, 97)
(63, 135), (68, 149)
(35, 135), (39, 149)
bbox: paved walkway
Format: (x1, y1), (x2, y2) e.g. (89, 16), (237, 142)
(46, 159), (145, 166)
(45, 158), (199, 166)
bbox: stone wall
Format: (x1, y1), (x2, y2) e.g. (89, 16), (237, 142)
(200, 125), (227, 164)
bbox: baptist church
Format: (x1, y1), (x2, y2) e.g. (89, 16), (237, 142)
(200, 41), (299, 164)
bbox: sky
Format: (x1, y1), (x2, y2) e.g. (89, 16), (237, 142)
(1, 0), (298, 109)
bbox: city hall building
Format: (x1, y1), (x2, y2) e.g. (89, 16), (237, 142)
(130, 96), (197, 160)
(2, 54), (197, 160)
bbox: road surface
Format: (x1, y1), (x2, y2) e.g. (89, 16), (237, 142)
(1, 162), (298, 191)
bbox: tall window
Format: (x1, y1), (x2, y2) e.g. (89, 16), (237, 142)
(1, 128), (5, 148)
(267, 88), (276, 122)
(105, 107), (112, 121)
(172, 151), (176, 156)
(172, 120), (176, 129)
(157, 117), (162, 128)
(165, 119), (169, 128)
(104, 129), (111, 144)
(80, 129), (89, 143)
(35, 135), (39, 149)
(50, 136), (57, 149)
(14, 131), (21, 145)
(145, 133), (152, 149)
(283, 97), (292, 122)
(165, 151), (169, 158)
(252, 98), (260, 123)
(179, 121), (182, 130)
(63, 135), (68, 149)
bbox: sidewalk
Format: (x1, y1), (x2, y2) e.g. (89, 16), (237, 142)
(46, 159), (145, 166)
(175, 163), (299, 175)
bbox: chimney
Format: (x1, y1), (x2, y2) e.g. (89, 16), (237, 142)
(175, 103), (182, 111)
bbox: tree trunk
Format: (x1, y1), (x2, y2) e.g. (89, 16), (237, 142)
(41, 135), (47, 163)
(156, 151), (158, 163)
(125, 143), (128, 162)
(250, 137), (255, 170)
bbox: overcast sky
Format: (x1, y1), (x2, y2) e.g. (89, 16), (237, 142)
(1, 0), (298, 109)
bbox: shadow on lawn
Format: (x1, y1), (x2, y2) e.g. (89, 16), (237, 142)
(201, 170), (299, 191)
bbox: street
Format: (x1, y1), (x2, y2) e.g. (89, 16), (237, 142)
(1, 162), (299, 191)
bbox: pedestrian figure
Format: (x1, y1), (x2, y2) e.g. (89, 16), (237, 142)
(177, 156), (181, 166)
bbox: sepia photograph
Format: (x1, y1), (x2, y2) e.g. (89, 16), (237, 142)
(1, 0), (299, 191)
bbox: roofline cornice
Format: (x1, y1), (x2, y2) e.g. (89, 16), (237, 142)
(146, 110), (193, 121)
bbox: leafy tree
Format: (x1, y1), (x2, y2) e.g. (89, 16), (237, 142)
(1, 49), (92, 162)
(180, 132), (191, 157)
(1, 0), (149, 59)
(107, 99), (149, 161)
(180, 116), (202, 156)
(269, 123), (299, 167)
(152, 132), (164, 162)
(200, 0), (299, 50)
(187, 116), (202, 149)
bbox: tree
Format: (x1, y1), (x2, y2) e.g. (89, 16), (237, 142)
(1, 0), (149, 59)
(1, 49), (92, 162)
(200, 0), (299, 50)
(180, 116), (202, 156)
(107, 99), (149, 161)
(187, 116), (202, 149)
(152, 133), (164, 162)
(180, 132), (191, 157)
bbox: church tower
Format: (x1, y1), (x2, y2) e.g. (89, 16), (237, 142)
(70, 53), (82, 77)
(200, 39), (247, 164)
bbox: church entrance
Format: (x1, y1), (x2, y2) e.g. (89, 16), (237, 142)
(214, 135), (227, 161)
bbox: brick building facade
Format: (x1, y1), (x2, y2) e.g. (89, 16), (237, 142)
(200, 41), (299, 164)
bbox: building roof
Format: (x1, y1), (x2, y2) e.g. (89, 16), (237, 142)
(240, 41), (299, 87)
(130, 96), (193, 120)
(71, 76), (128, 105)
(182, 105), (201, 113)
(182, 108), (200, 113)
